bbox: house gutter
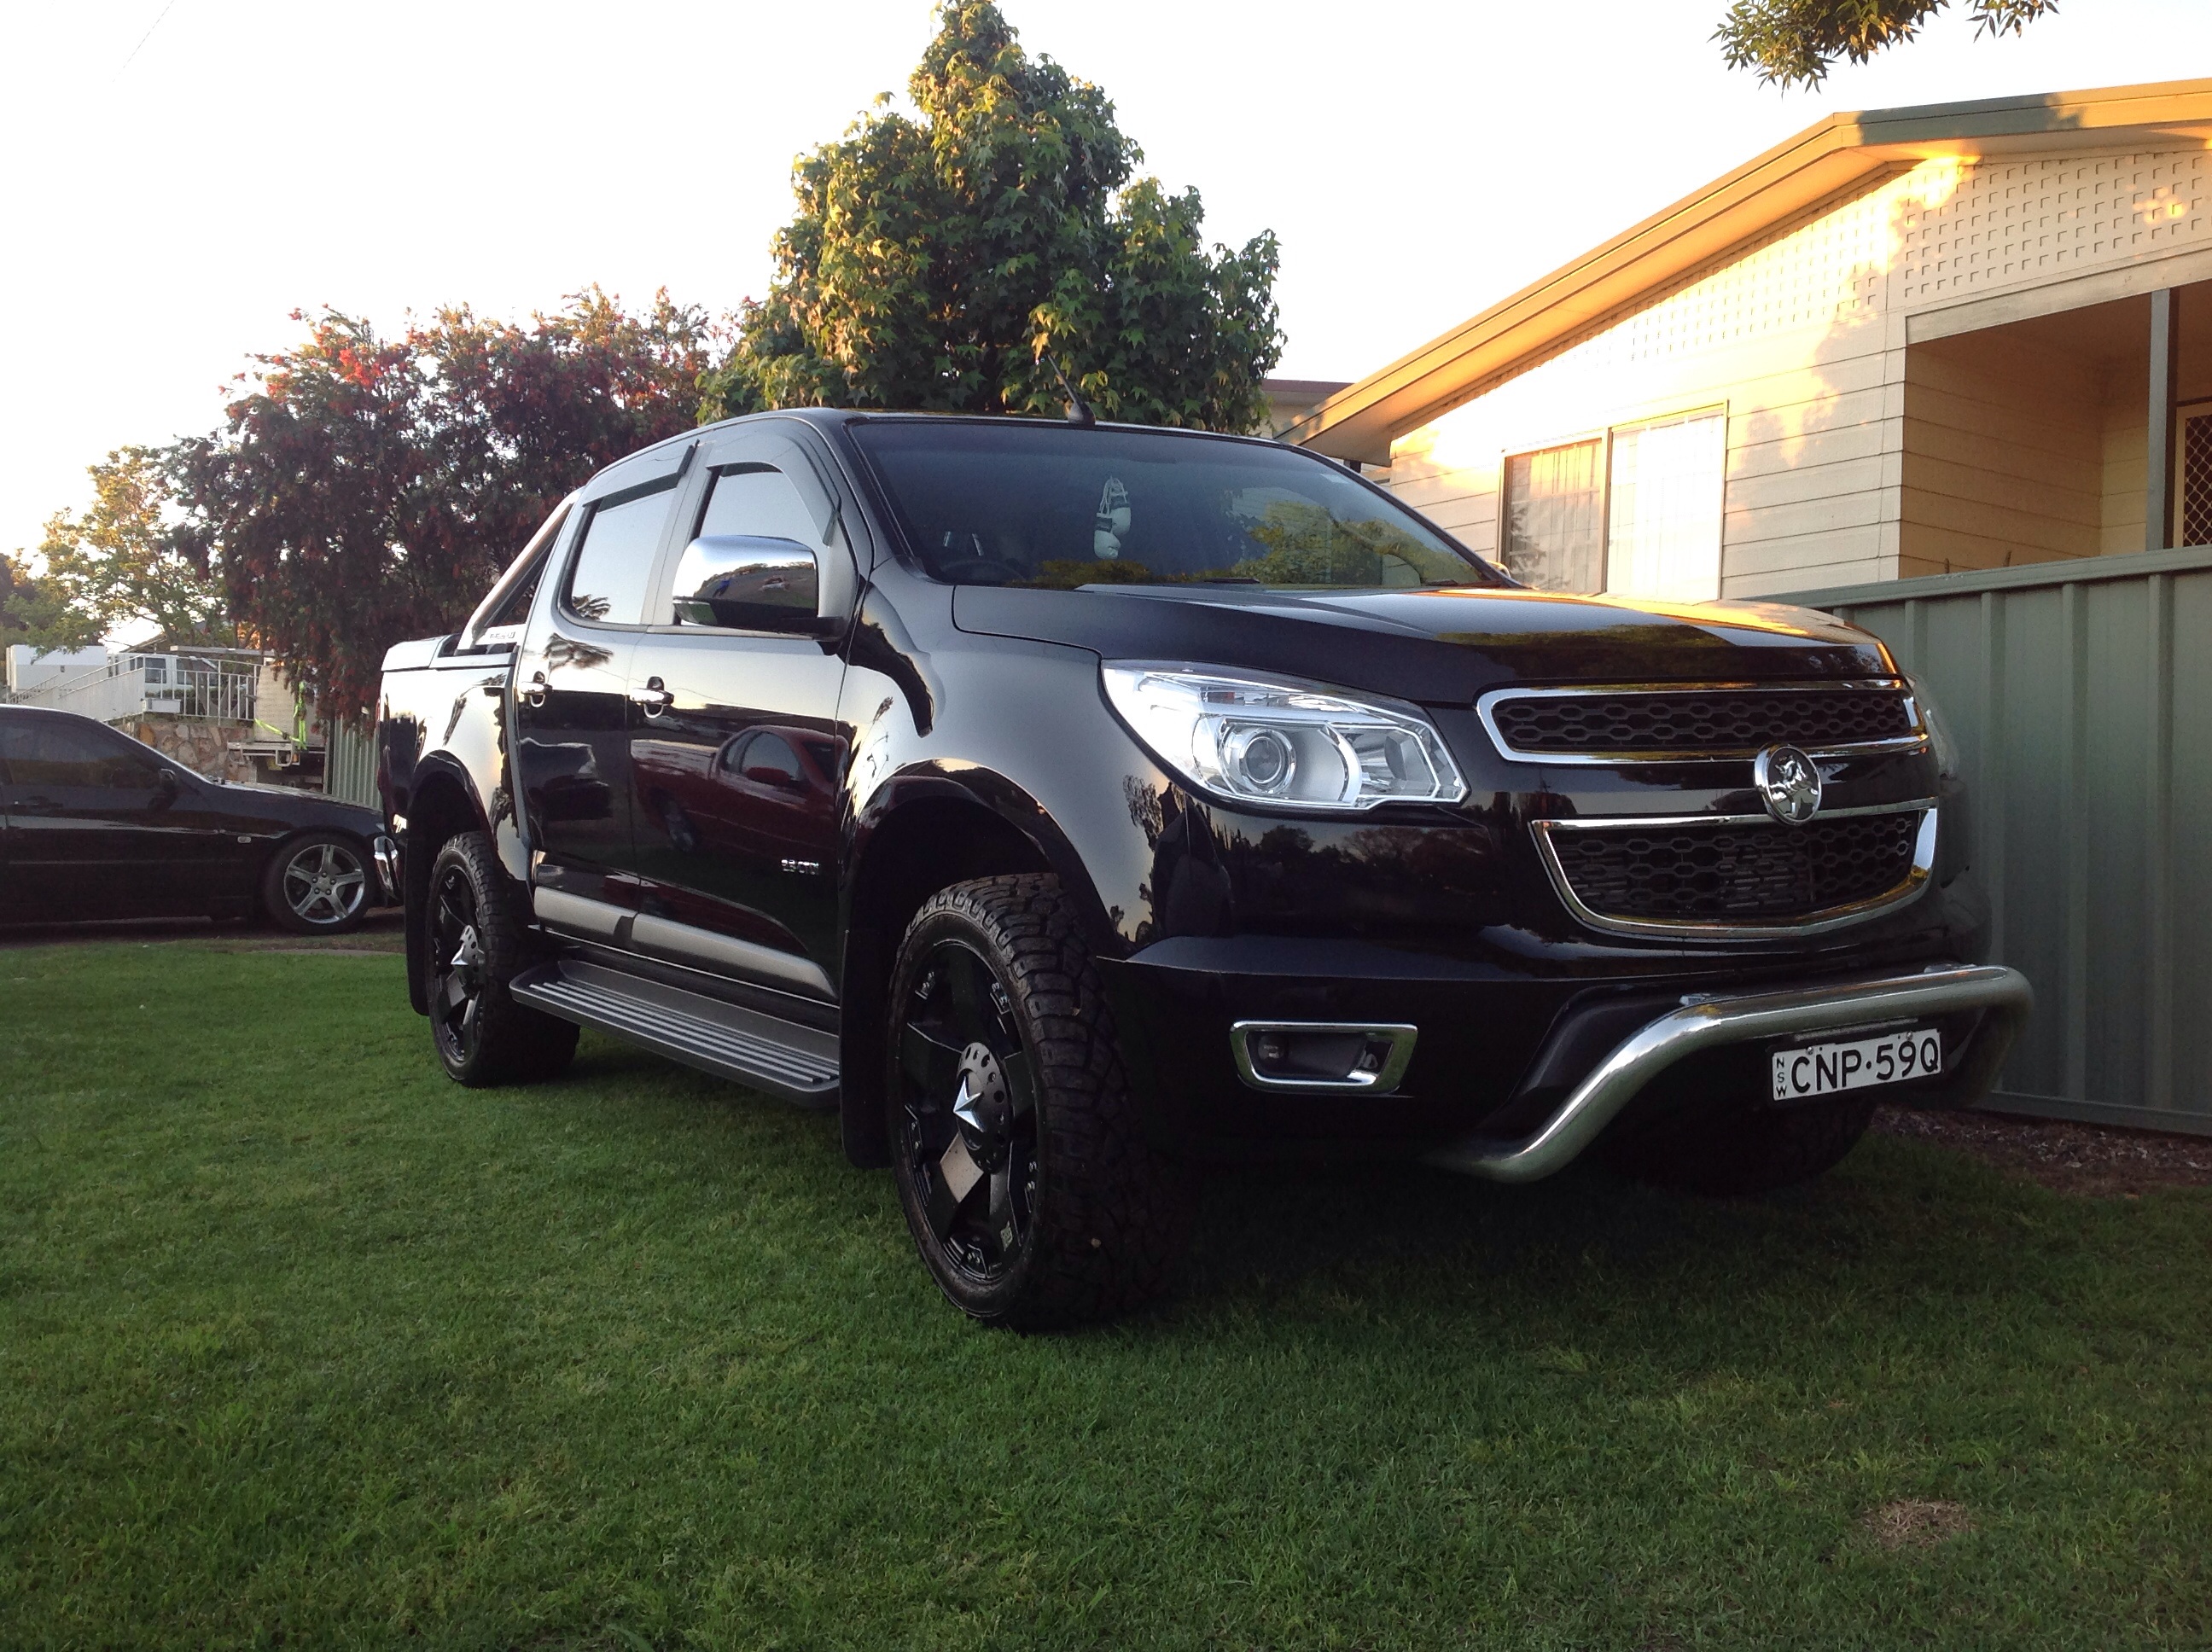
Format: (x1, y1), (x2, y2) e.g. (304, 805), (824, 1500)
(1289, 77), (2212, 465)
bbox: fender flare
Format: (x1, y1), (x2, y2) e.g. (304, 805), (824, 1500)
(396, 752), (498, 1014)
(844, 761), (1118, 957)
(835, 761), (1122, 1170)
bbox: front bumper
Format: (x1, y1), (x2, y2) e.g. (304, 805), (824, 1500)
(1425, 962), (2031, 1182)
(1098, 930), (2028, 1172)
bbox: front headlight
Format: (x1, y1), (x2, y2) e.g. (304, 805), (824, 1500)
(1903, 672), (1962, 780)
(1102, 663), (1468, 811)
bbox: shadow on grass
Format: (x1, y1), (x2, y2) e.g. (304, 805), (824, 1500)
(550, 1024), (2097, 1359)
(1158, 1126), (2139, 1372)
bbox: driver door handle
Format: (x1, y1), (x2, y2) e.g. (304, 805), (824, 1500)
(630, 677), (673, 717)
(521, 670), (549, 708)
(9, 795), (61, 815)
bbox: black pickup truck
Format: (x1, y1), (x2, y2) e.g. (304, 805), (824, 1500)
(375, 409), (2030, 1327)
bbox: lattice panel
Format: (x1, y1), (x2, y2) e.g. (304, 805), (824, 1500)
(1586, 191), (1892, 365)
(1483, 148), (2212, 387)
(2183, 410), (2212, 549)
(1522, 188), (1893, 378)
(1895, 150), (2211, 304)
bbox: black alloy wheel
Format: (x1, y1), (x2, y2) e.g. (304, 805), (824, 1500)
(423, 830), (578, 1087)
(885, 875), (1192, 1329)
(896, 939), (1041, 1285)
(265, 832), (370, 933)
(430, 858), (491, 1071)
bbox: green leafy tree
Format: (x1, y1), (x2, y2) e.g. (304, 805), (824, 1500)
(1719, 0), (2060, 88)
(170, 289), (717, 716)
(704, 1), (1282, 431)
(0, 552), (70, 649)
(21, 446), (233, 652)
(1232, 498), (1460, 586)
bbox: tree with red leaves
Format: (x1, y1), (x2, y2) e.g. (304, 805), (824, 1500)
(170, 289), (717, 717)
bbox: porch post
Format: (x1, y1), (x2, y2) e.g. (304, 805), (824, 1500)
(2146, 287), (2181, 552)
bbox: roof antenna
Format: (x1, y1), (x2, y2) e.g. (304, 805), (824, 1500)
(1040, 350), (1096, 428)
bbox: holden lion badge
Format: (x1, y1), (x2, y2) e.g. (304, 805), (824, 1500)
(1753, 743), (1823, 826)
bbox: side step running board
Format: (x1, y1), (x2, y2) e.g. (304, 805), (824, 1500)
(511, 958), (840, 1108)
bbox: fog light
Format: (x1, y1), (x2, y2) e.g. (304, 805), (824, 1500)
(1231, 1021), (1418, 1093)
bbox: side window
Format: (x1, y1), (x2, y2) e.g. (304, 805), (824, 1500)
(472, 508), (568, 648)
(1, 718), (160, 788)
(697, 466), (821, 547)
(98, 743), (163, 788)
(563, 486), (674, 625)
(732, 730), (804, 787)
(474, 556), (543, 647)
(797, 736), (841, 781)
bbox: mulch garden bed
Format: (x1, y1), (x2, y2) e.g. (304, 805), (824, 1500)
(1873, 1103), (2212, 1196)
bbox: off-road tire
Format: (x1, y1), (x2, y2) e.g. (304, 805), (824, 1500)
(425, 831), (578, 1087)
(1622, 1093), (1877, 1196)
(886, 874), (1194, 1329)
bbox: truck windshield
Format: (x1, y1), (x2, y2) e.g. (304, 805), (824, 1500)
(847, 419), (1499, 590)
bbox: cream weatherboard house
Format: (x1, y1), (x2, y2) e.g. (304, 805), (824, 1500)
(1289, 78), (2212, 1139)
(1289, 78), (2212, 599)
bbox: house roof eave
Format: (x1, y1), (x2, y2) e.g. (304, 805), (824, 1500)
(1289, 77), (2212, 463)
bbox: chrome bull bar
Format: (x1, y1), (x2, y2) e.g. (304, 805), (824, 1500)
(1426, 963), (2034, 1184)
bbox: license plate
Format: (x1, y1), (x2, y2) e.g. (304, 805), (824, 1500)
(1771, 1027), (1941, 1101)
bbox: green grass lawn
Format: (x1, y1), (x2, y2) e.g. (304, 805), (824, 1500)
(3, 939), (2208, 1649)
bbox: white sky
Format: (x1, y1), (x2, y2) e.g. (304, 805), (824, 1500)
(4, 0), (2210, 560)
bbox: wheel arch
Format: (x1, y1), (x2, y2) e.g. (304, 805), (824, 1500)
(837, 773), (1099, 1168)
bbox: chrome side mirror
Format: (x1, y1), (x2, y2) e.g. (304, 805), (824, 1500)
(671, 535), (824, 632)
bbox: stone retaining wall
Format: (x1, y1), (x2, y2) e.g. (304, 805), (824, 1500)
(119, 715), (257, 782)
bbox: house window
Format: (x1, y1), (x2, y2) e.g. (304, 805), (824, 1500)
(1500, 407), (1726, 602)
(1500, 439), (1604, 592)
(1605, 410), (1726, 603)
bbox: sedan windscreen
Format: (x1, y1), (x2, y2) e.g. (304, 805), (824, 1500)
(847, 419), (1499, 590)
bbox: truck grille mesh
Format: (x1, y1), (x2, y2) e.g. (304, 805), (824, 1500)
(1547, 811), (1924, 925)
(1491, 689), (1915, 755)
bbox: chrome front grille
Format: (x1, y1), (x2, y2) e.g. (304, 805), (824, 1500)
(1533, 805), (1936, 939)
(1481, 683), (1921, 760)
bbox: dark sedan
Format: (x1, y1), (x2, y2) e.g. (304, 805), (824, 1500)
(0, 704), (395, 933)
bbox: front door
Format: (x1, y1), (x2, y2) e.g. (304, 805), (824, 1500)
(0, 714), (220, 918)
(626, 426), (855, 989)
(513, 468), (684, 909)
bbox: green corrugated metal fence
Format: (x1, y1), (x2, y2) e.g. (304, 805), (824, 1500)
(1781, 543), (2212, 1137)
(323, 717), (379, 811)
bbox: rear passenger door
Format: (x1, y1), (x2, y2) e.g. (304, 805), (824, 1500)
(514, 450), (690, 918)
(624, 424), (859, 992)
